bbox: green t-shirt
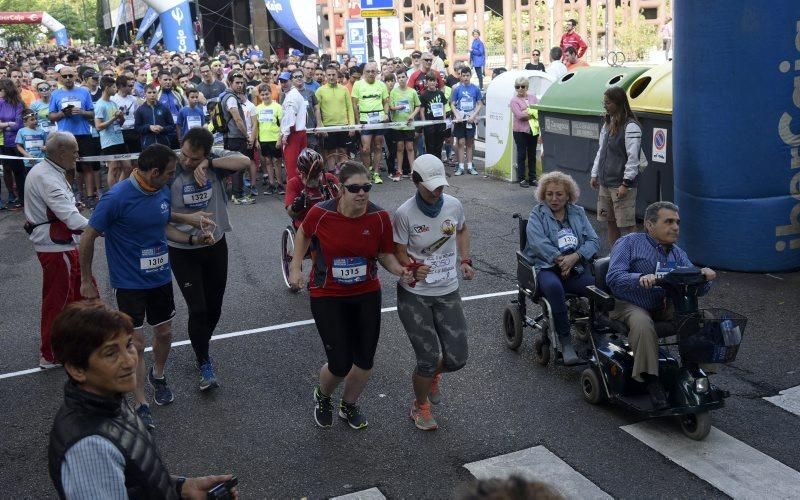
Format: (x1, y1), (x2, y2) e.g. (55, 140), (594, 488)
(390, 86), (421, 130)
(352, 79), (389, 123)
(256, 102), (282, 142)
(315, 84), (354, 126)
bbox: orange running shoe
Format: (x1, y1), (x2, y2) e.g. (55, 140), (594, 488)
(410, 400), (438, 431)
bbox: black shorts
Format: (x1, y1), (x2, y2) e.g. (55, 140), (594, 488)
(453, 122), (477, 139)
(101, 143), (128, 156)
(260, 141), (282, 158)
(323, 131), (350, 150)
(115, 283), (176, 329)
(76, 134), (101, 172)
(392, 129), (415, 142)
(224, 137), (253, 160)
(309, 290), (382, 377)
(122, 129), (141, 153)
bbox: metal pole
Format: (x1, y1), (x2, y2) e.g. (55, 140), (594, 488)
(378, 17), (383, 60)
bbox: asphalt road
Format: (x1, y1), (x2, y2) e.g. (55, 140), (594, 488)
(1, 164), (799, 499)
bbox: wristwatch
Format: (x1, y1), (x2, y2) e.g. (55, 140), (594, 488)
(622, 179), (633, 188)
(174, 476), (186, 497)
(206, 157), (213, 170)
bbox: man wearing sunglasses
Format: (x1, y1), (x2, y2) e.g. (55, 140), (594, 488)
(30, 79), (55, 133)
(408, 53), (444, 94)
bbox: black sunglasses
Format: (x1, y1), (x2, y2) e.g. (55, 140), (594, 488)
(515, 85), (528, 89)
(532, 53), (540, 56)
(422, 58), (433, 62)
(37, 86), (51, 92)
(292, 75), (304, 79)
(344, 183), (372, 193)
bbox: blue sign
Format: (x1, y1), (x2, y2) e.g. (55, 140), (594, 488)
(346, 19), (368, 65)
(360, 0), (393, 9)
(53, 29), (68, 47)
(158, 1), (196, 53)
(136, 8), (159, 41)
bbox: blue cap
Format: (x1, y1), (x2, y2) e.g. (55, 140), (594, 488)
(291, 49), (302, 56)
(278, 71), (292, 81)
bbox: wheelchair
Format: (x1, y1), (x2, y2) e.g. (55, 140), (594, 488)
(280, 224), (299, 290)
(501, 213), (591, 366)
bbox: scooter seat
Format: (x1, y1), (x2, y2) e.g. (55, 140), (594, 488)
(595, 313), (676, 338)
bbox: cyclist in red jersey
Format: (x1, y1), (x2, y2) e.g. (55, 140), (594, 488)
(284, 148), (340, 229)
(288, 161), (412, 430)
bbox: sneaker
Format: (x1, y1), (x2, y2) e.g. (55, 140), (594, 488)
(266, 184), (276, 195)
(454, 167), (464, 176)
(250, 186), (258, 197)
(231, 195), (243, 205)
(147, 367), (174, 406)
(261, 176), (269, 186)
(338, 400), (369, 429)
(402, 173), (410, 179)
(313, 386), (334, 428)
(371, 169), (383, 185)
(136, 404), (156, 431)
(428, 373), (443, 404)
(410, 400), (438, 431)
(467, 166), (479, 175)
(198, 360), (219, 391)
(277, 184), (286, 195)
(38, 356), (62, 370)
(243, 195), (256, 205)
(529, 179), (538, 186)
(391, 174), (401, 182)
(519, 180), (531, 188)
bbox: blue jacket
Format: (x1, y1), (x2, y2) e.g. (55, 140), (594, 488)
(133, 102), (176, 148)
(524, 202), (600, 273)
(470, 38), (486, 68)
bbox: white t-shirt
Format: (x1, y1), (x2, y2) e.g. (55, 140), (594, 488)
(242, 100), (257, 137)
(393, 193), (465, 296)
(110, 94), (139, 130)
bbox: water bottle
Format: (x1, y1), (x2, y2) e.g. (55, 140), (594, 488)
(720, 316), (739, 346)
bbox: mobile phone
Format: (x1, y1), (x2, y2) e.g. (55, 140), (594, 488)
(207, 476), (237, 499)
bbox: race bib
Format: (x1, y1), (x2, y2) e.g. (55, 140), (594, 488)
(399, 99), (410, 113)
(172, 114), (179, 124)
(366, 112), (382, 124)
(140, 246), (169, 272)
(424, 251), (457, 284)
(61, 99), (82, 110)
(187, 116), (202, 130)
(332, 257), (368, 285)
(466, 122), (474, 129)
(655, 260), (677, 279)
(259, 109), (274, 123)
(431, 102), (444, 118)
(557, 228), (578, 254)
(24, 139), (44, 150)
(182, 180), (212, 209)
(460, 95), (474, 112)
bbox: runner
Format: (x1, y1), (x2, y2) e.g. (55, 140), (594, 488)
(351, 62), (389, 185)
(393, 154), (475, 430)
(288, 161), (412, 430)
(78, 144), (213, 431)
(168, 128), (250, 391)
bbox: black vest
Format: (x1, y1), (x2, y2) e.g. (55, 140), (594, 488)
(48, 381), (177, 500)
(598, 118), (639, 188)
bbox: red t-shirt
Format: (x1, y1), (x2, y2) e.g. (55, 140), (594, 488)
(300, 199), (394, 298)
(285, 173), (340, 228)
(408, 70), (445, 94)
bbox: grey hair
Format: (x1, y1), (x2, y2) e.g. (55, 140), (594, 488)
(45, 131), (77, 155)
(514, 77), (529, 87)
(644, 201), (679, 224)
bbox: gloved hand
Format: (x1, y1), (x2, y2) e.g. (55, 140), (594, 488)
(290, 192), (307, 213)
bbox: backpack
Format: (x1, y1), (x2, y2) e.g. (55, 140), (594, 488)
(209, 90), (242, 134)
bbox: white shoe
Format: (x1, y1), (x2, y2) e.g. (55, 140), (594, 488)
(454, 167), (464, 176)
(467, 166), (478, 175)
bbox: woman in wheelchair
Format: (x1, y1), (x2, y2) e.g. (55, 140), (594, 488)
(284, 148), (340, 227)
(524, 171), (600, 362)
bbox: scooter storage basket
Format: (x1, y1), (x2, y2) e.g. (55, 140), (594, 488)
(676, 308), (747, 364)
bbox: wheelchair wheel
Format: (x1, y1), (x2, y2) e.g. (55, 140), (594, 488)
(580, 367), (606, 404)
(281, 226), (299, 291)
(678, 411), (712, 441)
(502, 304), (524, 350)
(532, 331), (550, 366)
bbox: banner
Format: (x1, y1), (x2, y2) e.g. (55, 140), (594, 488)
(149, 23), (163, 49)
(0, 11), (68, 46)
(345, 19), (367, 64)
(111, 1), (128, 46)
(135, 7), (159, 40)
(141, 0), (196, 53)
(265, 0), (319, 49)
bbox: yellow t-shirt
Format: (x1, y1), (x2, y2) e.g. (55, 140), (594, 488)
(256, 102), (282, 142)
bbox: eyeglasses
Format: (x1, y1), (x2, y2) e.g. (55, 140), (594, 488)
(61, 74), (75, 78)
(344, 183), (372, 193)
(422, 59), (433, 62)
(292, 75), (304, 79)
(532, 53), (540, 56)
(37, 86), (51, 92)
(515, 85), (528, 89)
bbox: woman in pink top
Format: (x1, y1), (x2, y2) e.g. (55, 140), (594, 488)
(510, 77), (539, 188)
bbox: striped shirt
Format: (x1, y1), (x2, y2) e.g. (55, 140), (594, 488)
(61, 435), (128, 499)
(606, 232), (711, 311)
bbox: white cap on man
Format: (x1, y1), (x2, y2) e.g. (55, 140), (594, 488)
(413, 154), (449, 192)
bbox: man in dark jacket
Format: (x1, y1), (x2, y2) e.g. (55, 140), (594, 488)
(48, 300), (237, 499)
(134, 84), (176, 149)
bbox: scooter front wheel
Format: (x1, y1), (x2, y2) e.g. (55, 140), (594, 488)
(580, 367), (606, 404)
(678, 411), (712, 441)
(502, 304), (524, 350)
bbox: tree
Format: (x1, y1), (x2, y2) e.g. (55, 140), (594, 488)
(0, 0), (98, 44)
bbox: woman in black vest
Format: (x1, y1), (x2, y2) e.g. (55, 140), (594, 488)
(48, 301), (237, 499)
(590, 86), (643, 247)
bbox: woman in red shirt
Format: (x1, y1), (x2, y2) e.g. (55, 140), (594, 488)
(289, 161), (412, 430)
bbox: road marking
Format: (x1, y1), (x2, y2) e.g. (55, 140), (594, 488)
(330, 487), (386, 500)
(622, 421), (800, 498)
(0, 289), (517, 381)
(463, 446), (612, 500)
(764, 385), (800, 417)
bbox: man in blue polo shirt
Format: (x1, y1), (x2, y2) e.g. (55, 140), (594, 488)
(450, 66), (483, 176)
(78, 144), (213, 430)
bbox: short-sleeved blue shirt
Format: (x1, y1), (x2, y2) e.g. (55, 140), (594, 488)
(176, 105), (206, 134)
(451, 83), (482, 113)
(15, 127), (48, 168)
(49, 87), (94, 136)
(93, 98), (125, 149)
(89, 176), (172, 290)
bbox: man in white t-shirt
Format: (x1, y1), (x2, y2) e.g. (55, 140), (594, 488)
(547, 47), (568, 80)
(392, 154), (475, 431)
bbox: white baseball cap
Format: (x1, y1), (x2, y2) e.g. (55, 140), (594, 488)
(413, 154), (449, 192)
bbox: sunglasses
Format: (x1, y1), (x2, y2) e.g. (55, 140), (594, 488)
(292, 75), (304, 79)
(532, 53), (540, 56)
(422, 59), (433, 62)
(61, 74), (75, 78)
(37, 86), (51, 92)
(344, 183), (372, 193)
(515, 85), (528, 89)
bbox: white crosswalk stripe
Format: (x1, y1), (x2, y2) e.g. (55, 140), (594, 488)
(622, 421), (800, 499)
(330, 487), (386, 500)
(463, 446), (612, 500)
(764, 385), (800, 417)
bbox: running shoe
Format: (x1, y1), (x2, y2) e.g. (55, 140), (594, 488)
(410, 400), (438, 431)
(519, 180), (531, 188)
(454, 167), (464, 176)
(261, 176), (269, 186)
(231, 195), (243, 205)
(391, 174), (401, 182)
(147, 367), (174, 405)
(429, 373), (443, 404)
(277, 184), (286, 195)
(313, 386), (334, 428)
(371, 169), (383, 185)
(250, 186), (259, 197)
(198, 360), (219, 391)
(338, 400), (369, 429)
(136, 404), (156, 431)
(38, 356), (62, 370)
(467, 166), (479, 175)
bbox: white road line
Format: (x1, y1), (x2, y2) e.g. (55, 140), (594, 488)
(463, 446), (612, 500)
(764, 385), (800, 417)
(330, 487), (386, 500)
(0, 289), (517, 382)
(621, 421), (800, 499)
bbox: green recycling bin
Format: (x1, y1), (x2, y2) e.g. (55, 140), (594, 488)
(536, 66), (651, 215)
(627, 62), (673, 218)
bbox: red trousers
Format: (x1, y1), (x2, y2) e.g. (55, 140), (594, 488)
(283, 128), (307, 181)
(37, 250), (85, 361)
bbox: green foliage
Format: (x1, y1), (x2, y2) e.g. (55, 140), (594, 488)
(0, 0), (98, 44)
(614, 12), (659, 60)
